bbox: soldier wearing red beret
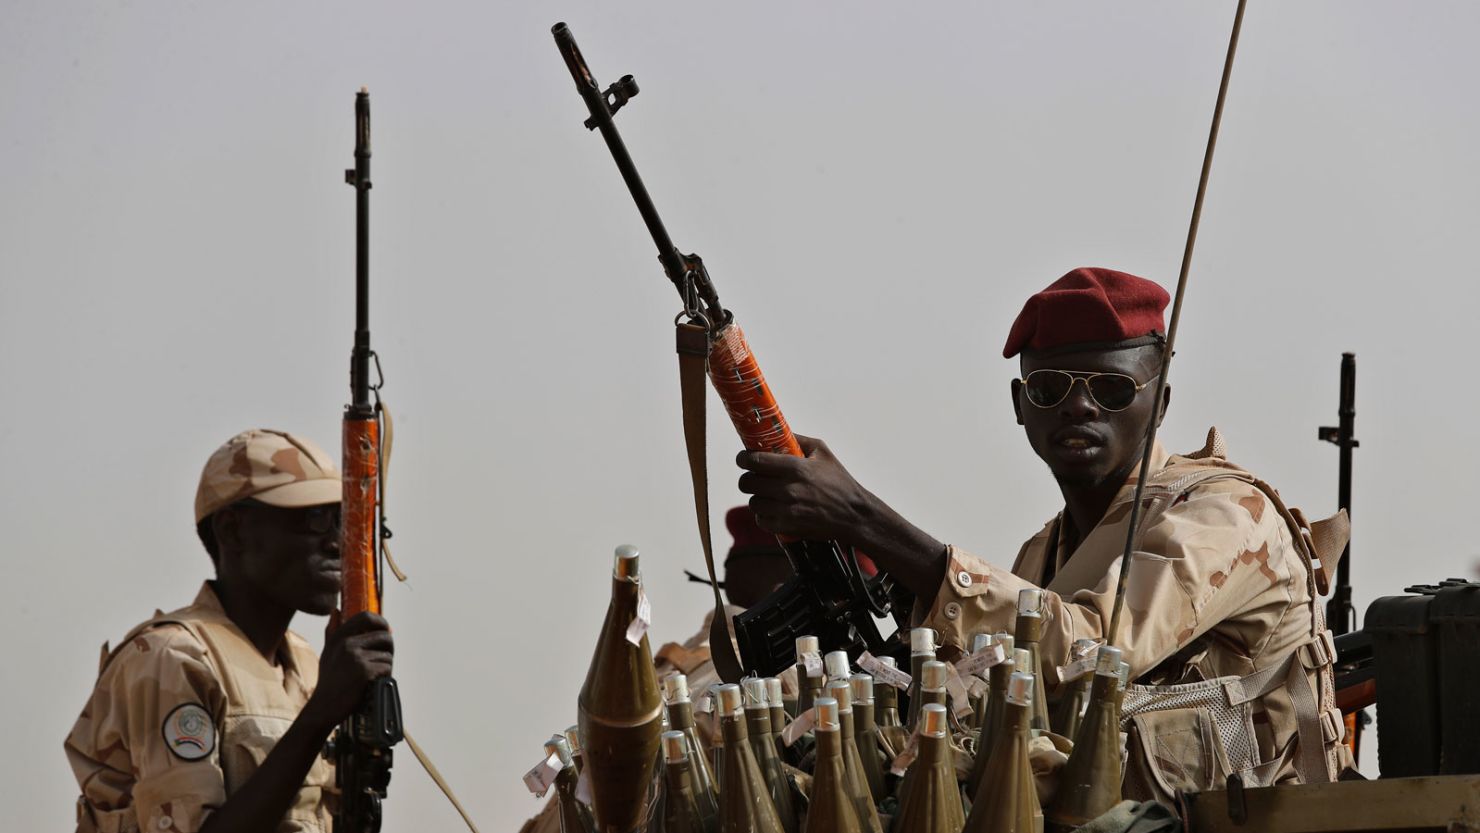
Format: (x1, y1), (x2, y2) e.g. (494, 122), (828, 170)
(737, 267), (1350, 797)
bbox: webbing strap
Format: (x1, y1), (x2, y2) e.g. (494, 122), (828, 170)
(676, 322), (743, 684)
(1221, 635), (1332, 783)
(404, 729), (482, 833)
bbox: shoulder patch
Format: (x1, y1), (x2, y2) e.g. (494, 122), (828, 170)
(162, 703), (216, 761)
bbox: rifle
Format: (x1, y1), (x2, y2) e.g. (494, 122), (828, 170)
(1319, 352), (1357, 635)
(1319, 352), (1364, 756)
(552, 23), (900, 681)
(328, 87), (405, 833)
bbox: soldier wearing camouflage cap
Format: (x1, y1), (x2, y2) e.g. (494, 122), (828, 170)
(736, 268), (1352, 799)
(65, 429), (395, 833)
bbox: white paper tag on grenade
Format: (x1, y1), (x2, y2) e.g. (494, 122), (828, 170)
(801, 650), (824, 679)
(781, 707), (817, 747)
(889, 731), (921, 776)
(522, 751), (564, 798)
(858, 652), (912, 690)
(1057, 655), (1098, 683)
(943, 663), (976, 719)
(955, 643), (1006, 678)
(625, 588), (652, 646)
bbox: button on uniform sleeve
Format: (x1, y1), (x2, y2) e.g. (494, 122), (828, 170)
(922, 480), (1285, 682)
(66, 625), (229, 833)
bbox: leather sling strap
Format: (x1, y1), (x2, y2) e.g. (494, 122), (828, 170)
(677, 321), (744, 684)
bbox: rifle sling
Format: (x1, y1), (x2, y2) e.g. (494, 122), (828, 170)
(676, 321), (744, 684)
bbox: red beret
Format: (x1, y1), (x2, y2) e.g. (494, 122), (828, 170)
(724, 505), (878, 575)
(1003, 267), (1169, 359)
(726, 505), (774, 553)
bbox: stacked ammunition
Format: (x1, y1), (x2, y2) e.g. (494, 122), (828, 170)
(525, 548), (1132, 833)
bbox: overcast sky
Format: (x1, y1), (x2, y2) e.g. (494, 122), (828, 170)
(5, 1), (1478, 828)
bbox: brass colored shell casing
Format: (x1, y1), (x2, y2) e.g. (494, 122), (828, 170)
(578, 546), (663, 833)
(1013, 588), (1053, 733)
(893, 704), (966, 833)
(661, 731), (709, 833)
(964, 672), (1042, 833)
(804, 699), (864, 833)
(1046, 646), (1125, 833)
(717, 684), (785, 833)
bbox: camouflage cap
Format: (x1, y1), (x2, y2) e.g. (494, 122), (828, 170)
(194, 429), (341, 522)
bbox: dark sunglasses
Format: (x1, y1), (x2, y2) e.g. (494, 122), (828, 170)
(1018, 369), (1157, 412)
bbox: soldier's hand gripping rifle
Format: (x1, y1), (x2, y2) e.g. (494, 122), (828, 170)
(329, 88), (405, 833)
(553, 23), (900, 681)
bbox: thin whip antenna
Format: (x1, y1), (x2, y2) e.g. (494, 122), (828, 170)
(1106, 0), (1248, 646)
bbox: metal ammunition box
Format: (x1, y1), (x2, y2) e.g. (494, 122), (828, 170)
(1365, 579), (1480, 778)
(1431, 580), (1480, 774)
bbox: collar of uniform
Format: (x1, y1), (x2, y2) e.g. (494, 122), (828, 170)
(191, 581), (234, 622)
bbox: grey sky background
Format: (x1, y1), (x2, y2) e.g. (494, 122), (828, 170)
(4, 1), (1478, 828)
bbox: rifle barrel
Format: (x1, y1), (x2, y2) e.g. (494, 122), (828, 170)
(552, 22), (689, 294)
(349, 88), (374, 415)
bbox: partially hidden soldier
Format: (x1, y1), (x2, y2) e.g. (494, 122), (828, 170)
(66, 429), (395, 833)
(736, 268), (1352, 801)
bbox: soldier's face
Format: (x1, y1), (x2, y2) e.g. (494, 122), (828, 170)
(220, 501), (343, 616)
(1012, 346), (1168, 491)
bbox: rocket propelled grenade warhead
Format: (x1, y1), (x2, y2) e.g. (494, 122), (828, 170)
(578, 546), (663, 833)
(1045, 646), (1125, 833)
(795, 635), (825, 716)
(663, 673), (718, 828)
(716, 683), (786, 833)
(1052, 638), (1102, 739)
(828, 680), (884, 832)
(1014, 588), (1052, 732)
(969, 633), (1016, 790)
(804, 697), (864, 833)
(660, 731), (709, 833)
(746, 679), (799, 832)
(848, 673), (887, 801)
(964, 671), (1042, 833)
(893, 703), (966, 833)
(825, 650), (852, 683)
(908, 628), (941, 729)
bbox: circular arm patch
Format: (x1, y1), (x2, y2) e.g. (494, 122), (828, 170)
(161, 703), (216, 761)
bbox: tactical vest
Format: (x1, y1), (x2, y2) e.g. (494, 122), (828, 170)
(76, 601), (334, 833)
(1115, 456), (1350, 802)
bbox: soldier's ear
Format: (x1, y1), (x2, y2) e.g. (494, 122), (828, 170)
(1157, 384), (1171, 427)
(1011, 378), (1025, 426)
(213, 507), (243, 553)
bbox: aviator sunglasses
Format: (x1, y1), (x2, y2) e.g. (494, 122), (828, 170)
(1018, 369), (1158, 412)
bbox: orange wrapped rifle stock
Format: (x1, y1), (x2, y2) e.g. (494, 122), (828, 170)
(708, 324), (802, 456)
(341, 416), (381, 618)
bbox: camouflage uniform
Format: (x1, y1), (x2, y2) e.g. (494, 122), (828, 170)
(66, 583), (334, 833)
(66, 429), (343, 833)
(920, 428), (1349, 798)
